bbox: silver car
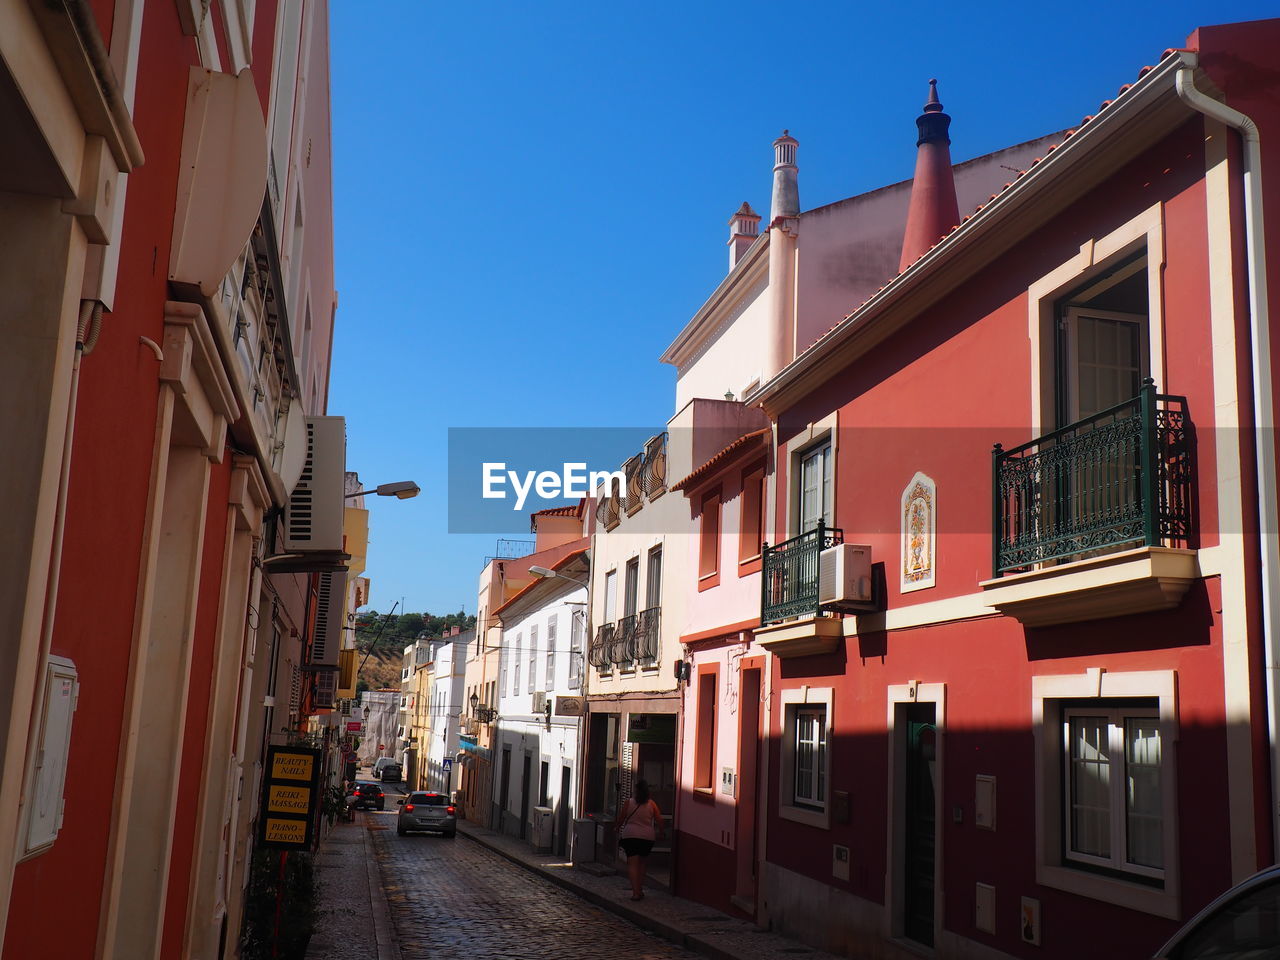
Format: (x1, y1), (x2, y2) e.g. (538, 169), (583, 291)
(396, 792), (457, 838)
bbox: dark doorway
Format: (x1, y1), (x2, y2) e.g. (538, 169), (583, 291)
(556, 765), (571, 857)
(539, 760), (550, 806)
(499, 747), (511, 834)
(520, 752), (532, 839)
(903, 703), (937, 947)
(735, 668), (762, 904)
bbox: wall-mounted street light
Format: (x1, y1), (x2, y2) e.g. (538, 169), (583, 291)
(468, 692), (497, 723)
(530, 565), (589, 589)
(346, 480), (420, 500)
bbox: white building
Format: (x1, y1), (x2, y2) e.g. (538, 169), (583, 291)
(358, 689), (401, 766)
(422, 627), (472, 796)
(492, 549), (589, 856)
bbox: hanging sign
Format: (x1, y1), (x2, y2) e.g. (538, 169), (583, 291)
(258, 745), (321, 849)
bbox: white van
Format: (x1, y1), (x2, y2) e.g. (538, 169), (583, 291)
(373, 757), (402, 782)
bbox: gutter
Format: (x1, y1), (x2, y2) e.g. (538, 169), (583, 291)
(1175, 57), (1280, 861)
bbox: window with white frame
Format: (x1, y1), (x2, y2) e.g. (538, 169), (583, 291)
(528, 624), (538, 694)
(779, 687), (834, 829)
(513, 633), (521, 695)
(568, 610), (584, 690)
(1063, 704), (1163, 878)
(1032, 670), (1178, 918)
(546, 615), (557, 690)
(793, 707), (827, 809)
(500, 639), (509, 694)
(798, 441), (832, 533)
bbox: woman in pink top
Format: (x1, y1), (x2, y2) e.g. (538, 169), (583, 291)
(615, 779), (664, 900)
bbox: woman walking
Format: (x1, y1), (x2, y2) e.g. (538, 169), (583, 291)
(615, 779), (664, 900)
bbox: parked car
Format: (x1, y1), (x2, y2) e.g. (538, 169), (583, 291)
(1154, 864), (1280, 957)
(373, 758), (402, 782)
(348, 781), (385, 811)
(396, 792), (456, 837)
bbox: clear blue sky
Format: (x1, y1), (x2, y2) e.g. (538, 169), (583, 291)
(328, 1), (1274, 616)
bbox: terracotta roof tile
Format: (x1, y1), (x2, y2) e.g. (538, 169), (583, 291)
(670, 429), (770, 493)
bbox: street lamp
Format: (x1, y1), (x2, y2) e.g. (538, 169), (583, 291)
(529, 565), (589, 589)
(345, 480), (420, 500)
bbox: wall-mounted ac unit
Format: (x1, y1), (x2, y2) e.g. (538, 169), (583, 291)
(532, 691), (547, 713)
(306, 569), (347, 670)
(284, 416), (346, 553)
(818, 543), (875, 611)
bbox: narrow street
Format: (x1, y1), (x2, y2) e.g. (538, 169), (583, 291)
(365, 787), (697, 960)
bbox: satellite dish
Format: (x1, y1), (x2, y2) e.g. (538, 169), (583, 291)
(278, 401), (307, 494)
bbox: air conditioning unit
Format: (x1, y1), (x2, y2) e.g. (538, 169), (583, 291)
(531, 806), (554, 853)
(818, 543), (875, 610)
(532, 691), (547, 713)
(306, 569), (347, 670)
(284, 416), (346, 552)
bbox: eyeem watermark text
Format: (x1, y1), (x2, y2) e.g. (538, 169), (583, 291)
(482, 462), (625, 510)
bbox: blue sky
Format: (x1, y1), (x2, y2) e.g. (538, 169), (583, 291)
(328, 1), (1274, 615)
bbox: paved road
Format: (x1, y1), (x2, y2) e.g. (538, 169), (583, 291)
(367, 785), (697, 959)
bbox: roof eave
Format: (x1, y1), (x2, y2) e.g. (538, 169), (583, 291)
(661, 231), (771, 368)
(747, 51), (1197, 418)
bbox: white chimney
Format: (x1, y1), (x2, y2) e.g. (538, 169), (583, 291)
(727, 201), (761, 270)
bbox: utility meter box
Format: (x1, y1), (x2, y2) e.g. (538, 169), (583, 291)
(531, 806), (554, 853)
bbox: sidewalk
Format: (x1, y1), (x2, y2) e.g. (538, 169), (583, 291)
(306, 817), (400, 960)
(457, 819), (844, 960)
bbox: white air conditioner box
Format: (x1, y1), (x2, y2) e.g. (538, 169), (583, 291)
(284, 416), (346, 552)
(531, 806), (554, 853)
(307, 569), (347, 669)
(818, 543), (875, 610)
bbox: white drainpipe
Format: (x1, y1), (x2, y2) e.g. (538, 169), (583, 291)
(1175, 55), (1280, 860)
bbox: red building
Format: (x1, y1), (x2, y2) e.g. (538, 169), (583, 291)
(0, 2), (342, 957)
(668, 18), (1280, 959)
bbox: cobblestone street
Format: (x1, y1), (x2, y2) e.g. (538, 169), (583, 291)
(365, 794), (697, 959)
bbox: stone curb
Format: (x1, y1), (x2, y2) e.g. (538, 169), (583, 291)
(364, 820), (402, 960)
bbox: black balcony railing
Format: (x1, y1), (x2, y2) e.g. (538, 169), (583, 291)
(612, 614), (636, 667)
(992, 379), (1192, 575)
(761, 523), (844, 626)
(589, 624), (614, 669)
(633, 606), (660, 665)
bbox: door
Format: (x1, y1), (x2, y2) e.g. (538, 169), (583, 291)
(734, 668), (762, 905)
(903, 704), (937, 947)
(520, 753), (532, 839)
(498, 747), (511, 834)
(557, 766), (571, 857)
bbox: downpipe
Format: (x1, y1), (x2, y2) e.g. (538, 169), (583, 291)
(1176, 57), (1280, 861)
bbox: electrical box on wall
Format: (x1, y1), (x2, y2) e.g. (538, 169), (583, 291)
(975, 774), (996, 830)
(832, 844), (850, 881)
(22, 656), (79, 857)
(720, 767), (736, 797)
(975, 883), (996, 934)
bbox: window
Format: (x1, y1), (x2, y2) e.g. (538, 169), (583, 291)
(694, 671), (717, 791)
(623, 558), (639, 618)
(700, 490), (721, 582)
(568, 610), (584, 690)
(793, 707), (827, 809)
(646, 546), (662, 609)
(1063, 705), (1162, 878)
(546, 616), (556, 690)
(500, 641), (509, 695)
(513, 633), (521, 696)
(799, 443), (832, 533)
(779, 687), (834, 829)
(1032, 670), (1178, 918)
(528, 624), (537, 694)
(739, 464), (765, 564)
(603, 570), (617, 623)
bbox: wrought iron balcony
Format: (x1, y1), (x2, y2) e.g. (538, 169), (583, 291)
(761, 523), (844, 626)
(992, 380), (1191, 575)
(612, 614), (636, 667)
(589, 623), (614, 670)
(633, 606), (660, 665)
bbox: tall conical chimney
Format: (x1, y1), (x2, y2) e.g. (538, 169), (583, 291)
(898, 80), (960, 272)
(770, 130), (799, 221)
(727, 201), (761, 270)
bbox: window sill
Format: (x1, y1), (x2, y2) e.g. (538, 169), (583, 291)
(692, 787), (715, 804)
(698, 571), (721, 592)
(980, 546), (1199, 628)
(1037, 863), (1178, 919)
(738, 555), (762, 576)
(779, 802), (829, 830)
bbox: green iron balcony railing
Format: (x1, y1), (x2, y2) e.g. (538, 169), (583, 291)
(761, 523), (844, 626)
(992, 379), (1192, 576)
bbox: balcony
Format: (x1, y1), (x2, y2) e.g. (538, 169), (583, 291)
(632, 606), (660, 666)
(757, 524), (846, 658)
(589, 623), (614, 671)
(983, 382), (1197, 627)
(614, 614), (636, 668)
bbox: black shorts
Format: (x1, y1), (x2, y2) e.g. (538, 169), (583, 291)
(619, 838), (654, 858)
